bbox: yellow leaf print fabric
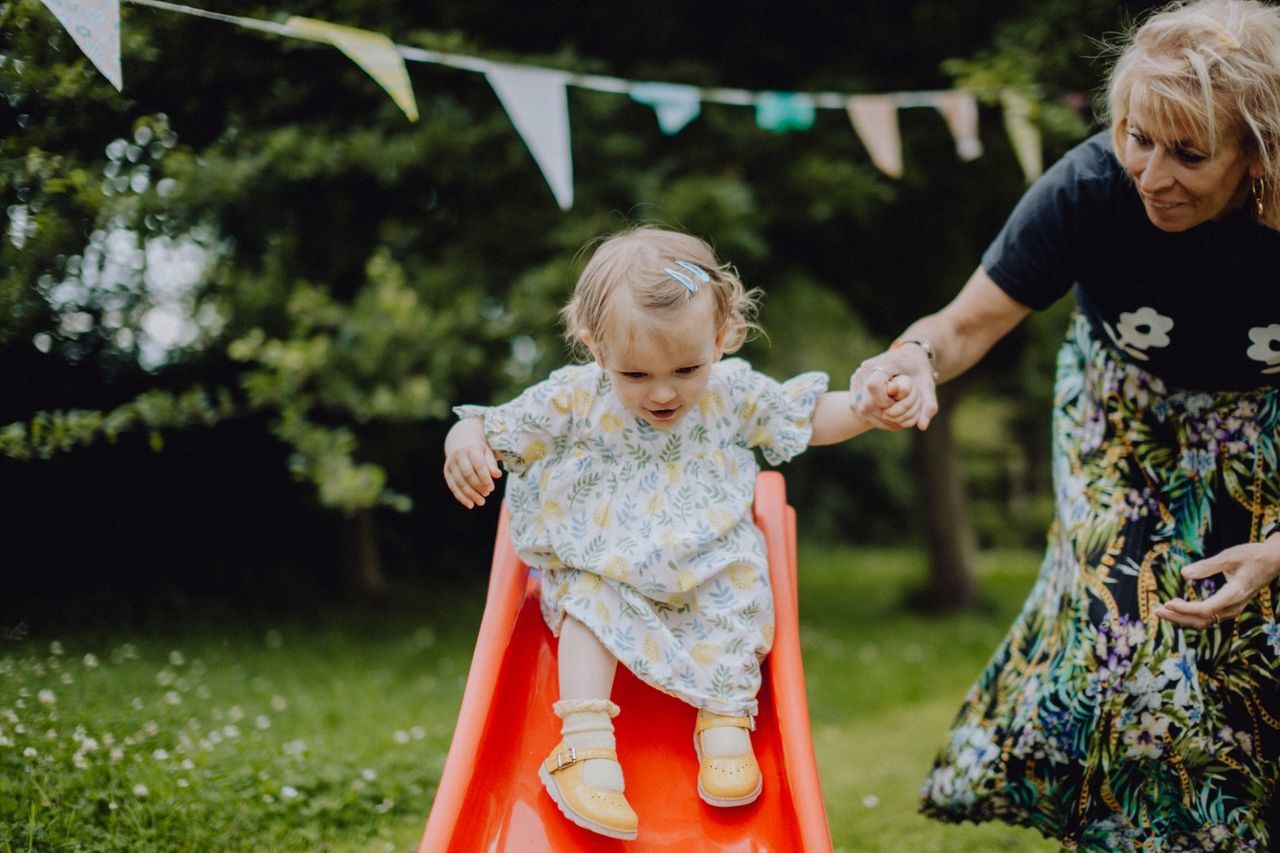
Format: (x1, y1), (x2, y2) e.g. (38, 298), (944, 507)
(454, 358), (827, 715)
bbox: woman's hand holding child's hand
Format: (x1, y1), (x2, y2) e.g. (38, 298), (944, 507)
(444, 417), (502, 508)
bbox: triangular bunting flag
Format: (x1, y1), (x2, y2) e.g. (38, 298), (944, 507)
(846, 95), (902, 178)
(285, 16), (418, 122)
(39, 0), (122, 90)
(932, 91), (983, 161)
(756, 92), (816, 133)
(1000, 89), (1043, 183)
(485, 63), (574, 210)
(630, 82), (702, 136)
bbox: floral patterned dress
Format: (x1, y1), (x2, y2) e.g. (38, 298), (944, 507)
(921, 314), (1280, 850)
(456, 357), (827, 716)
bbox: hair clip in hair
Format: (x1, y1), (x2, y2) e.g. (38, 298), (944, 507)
(663, 260), (710, 293)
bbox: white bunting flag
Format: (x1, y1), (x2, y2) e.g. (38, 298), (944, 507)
(285, 16), (418, 122)
(932, 91), (983, 161)
(40, 0), (122, 90)
(845, 95), (902, 178)
(1000, 89), (1043, 183)
(486, 63), (574, 210)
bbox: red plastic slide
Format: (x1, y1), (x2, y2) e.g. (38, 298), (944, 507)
(420, 471), (832, 851)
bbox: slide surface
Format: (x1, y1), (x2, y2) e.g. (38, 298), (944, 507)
(420, 471), (832, 851)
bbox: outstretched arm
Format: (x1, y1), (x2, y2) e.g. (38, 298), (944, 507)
(810, 375), (920, 445)
(852, 267), (1031, 430)
(443, 417), (502, 508)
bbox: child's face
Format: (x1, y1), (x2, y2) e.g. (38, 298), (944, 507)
(590, 297), (725, 431)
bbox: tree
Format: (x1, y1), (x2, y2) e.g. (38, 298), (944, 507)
(2, 0), (1162, 606)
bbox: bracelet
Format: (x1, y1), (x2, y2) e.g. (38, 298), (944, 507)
(891, 337), (936, 367)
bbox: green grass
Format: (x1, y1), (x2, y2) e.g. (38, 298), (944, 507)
(0, 547), (1063, 851)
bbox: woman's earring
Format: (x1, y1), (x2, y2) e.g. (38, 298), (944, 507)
(1253, 175), (1266, 219)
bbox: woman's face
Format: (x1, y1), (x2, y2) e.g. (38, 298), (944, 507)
(1121, 109), (1259, 233)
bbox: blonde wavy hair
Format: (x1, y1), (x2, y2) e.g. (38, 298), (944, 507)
(1102, 0), (1280, 229)
(561, 226), (762, 360)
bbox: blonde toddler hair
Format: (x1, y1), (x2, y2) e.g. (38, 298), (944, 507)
(562, 226), (762, 360)
(1102, 0), (1280, 229)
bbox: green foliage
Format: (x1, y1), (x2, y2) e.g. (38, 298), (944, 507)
(0, 544), (1055, 850)
(2, 0), (1162, 542)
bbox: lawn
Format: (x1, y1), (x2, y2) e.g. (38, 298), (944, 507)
(0, 544), (1060, 851)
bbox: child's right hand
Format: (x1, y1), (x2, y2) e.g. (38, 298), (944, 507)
(443, 418), (503, 509)
(878, 374), (925, 430)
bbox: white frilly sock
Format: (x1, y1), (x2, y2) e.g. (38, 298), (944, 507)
(554, 698), (624, 792)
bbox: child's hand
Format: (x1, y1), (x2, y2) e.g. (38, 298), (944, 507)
(443, 418), (502, 509)
(878, 374), (924, 430)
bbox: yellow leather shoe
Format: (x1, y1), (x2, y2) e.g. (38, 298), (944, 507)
(538, 742), (639, 840)
(694, 711), (762, 807)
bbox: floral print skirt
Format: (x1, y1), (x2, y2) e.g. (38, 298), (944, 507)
(919, 314), (1280, 851)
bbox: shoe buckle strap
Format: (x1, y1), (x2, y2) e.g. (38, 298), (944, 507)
(547, 745), (618, 773)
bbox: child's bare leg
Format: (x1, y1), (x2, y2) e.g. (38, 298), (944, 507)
(539, 615), (637, 839)
(558, 615), (617, 699)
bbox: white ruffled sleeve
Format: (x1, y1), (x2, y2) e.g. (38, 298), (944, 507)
(452, 364), (595, 476)
(720, 358), (829, 466)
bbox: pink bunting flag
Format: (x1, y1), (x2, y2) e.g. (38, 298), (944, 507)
(932, 91), (983, 161)
(845, 95), (902, 178)
(39, 0), (122, 90)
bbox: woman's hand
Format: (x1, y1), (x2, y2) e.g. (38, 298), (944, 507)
(443, 417), (502, 508)
(850, 347), (939, 431)
(1154, 537), (1280, 630)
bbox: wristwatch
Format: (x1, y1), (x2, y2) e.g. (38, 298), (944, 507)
(891, 337), (936, 368)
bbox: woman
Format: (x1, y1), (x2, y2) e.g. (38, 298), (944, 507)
(853, 0), (1280, 848)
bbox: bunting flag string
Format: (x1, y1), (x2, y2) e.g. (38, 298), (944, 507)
(34, 0), (1048, 209)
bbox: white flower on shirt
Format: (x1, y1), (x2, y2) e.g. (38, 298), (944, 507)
(1246, 324), (1280, 374)
(1104, 307), (1174, 361)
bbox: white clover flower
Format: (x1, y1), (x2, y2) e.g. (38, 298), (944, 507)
(131, 698), (144, 711)
(180, 758), (194, 770)
(132, 783), (148, 798)
(152, 748), (169, 761)
(49, 641), (64, 656)
(177, 778), (189, 788)
(393, 730), (410, 745)
(282, 739), (307, 755)
(169, 651), (185, 667)
(281, 785), (299, 800)
(0, 735), (13, 747)
(110, 747), (124, 763)
(410, 726), (425, 741)
(362, 768), (377, 781)
(861, 795), (880, 808)
(82, 738), (99, 752)
(223, 725), (240, 739)
(23, 747), (37, 758)
(164, 692), (182, 706)
(375, 798), (394, 814)
(255, 716), (271, 731)
(59, 673), (73, 685)
(228, 706), (244, 723)
(83, 654), (100, 668)
(196, 686), (211, 700)
(37, 689), (56, 706)
(208, 731), (223, 745)
(73, 753), (88, 769)
(270, 696), (287, 711)
(155, 669), (176, 687)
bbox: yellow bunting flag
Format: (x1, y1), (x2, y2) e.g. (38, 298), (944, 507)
(1000, 89), (1042, 183)
(284, 16), (418, 122)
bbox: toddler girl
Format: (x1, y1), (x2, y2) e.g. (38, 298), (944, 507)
(444, 226), (919, 840)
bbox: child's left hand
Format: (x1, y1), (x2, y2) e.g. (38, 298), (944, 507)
(877, 373), (924, 430)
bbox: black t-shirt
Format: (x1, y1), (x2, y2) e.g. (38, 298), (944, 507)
(982, 130), (1280, 391)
